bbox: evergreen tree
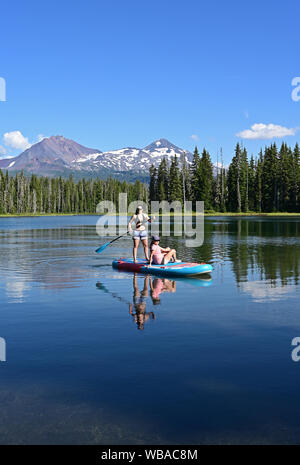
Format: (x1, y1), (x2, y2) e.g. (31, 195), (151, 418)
(248, 155), (256, 211)
(262, 143), (278, 212)
(169, 155), (182, 202)
(191, 147), (201, 203)
(213, 149), (222, 212)
(198, 148), (213, 209)
(149, 164), (157, 202)
(278, 143), (292, 212)
(291, 143), (300, 211)
(180, 152), (189, 204)
(156, 157), (169, 201)
(227, 143), (243, 212)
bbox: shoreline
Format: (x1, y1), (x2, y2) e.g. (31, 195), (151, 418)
(1, 212), (300, 218)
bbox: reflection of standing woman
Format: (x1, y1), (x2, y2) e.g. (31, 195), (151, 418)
(129, 275), (155, 330)
(128, 206), (151, 262)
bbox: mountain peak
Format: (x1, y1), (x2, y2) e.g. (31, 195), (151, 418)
(1, 135), (196, 180)
(48, 135), (65, 141)
(2, 135), (101, 175)
(41, 135), (80, 145)
(143, 138), (185, 153)
(154, 138), (171, 146)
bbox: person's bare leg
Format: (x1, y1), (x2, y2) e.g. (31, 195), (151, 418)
(133, 274), (139, 295)
(142, 238), (149, 261)
(133, 239), (139, 262)
(142, 275), (149, 297)
(162, 249), (176, 265)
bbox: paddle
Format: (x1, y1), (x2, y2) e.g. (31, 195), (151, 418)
(95, 215), (155, 254)
(95, 231), (129, 254)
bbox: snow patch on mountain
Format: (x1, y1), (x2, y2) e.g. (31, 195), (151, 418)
(75, 153), (101, 163)
(72, 139), (193, 174)
(1, 136), (224, 180)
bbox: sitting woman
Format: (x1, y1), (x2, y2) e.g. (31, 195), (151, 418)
(149, 235), (180, 266)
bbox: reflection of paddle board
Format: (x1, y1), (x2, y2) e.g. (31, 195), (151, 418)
(175, 276), (212, 288)
(112, 258), (213, 277)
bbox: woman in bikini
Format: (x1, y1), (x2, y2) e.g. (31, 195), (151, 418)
(128, 206), (152, 262)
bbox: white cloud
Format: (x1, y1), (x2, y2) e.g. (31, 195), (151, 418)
(190, 134), (199, 141)
(3, 130), (31, 151)
(2, 131), (48, 155)
(240, 280), (295, 302)
(236, 123), (299, 140)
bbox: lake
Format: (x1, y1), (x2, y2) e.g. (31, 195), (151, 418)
(0, 215), (300, 444)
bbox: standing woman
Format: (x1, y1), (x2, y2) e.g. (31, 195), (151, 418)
(128, 206), (152, 262)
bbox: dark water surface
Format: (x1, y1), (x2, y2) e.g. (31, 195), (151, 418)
(0, 215), (300, 444)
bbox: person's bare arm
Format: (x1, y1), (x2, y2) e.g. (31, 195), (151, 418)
(127, 215), (135, 232)
(148, 250), (154, 266)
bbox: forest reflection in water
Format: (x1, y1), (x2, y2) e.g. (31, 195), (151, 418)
(0, 216), (300, 444)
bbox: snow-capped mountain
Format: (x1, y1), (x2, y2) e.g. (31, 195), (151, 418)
(74, 139), (193, 174)
(0, 136), (101, 177)
(0, 137), (194, 180)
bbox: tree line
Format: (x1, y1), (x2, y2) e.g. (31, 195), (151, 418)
(1, 141), (300, 214)
(0, 171), (148, 214)
(149, 142), (300, 212)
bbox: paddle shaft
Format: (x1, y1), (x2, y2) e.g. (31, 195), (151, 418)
(96, 216), (154, 253)
(109, 230), (129, 244)
(107, 216), (152, 244)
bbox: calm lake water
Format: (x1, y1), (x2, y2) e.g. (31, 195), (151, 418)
(0, 215), (300, 444)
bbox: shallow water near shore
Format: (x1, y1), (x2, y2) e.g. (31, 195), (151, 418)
(0, 215), (300, 444)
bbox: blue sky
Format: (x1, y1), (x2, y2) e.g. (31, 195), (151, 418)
(0, 0), (300, 164)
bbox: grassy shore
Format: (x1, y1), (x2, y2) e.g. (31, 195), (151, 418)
(206, 212), (300, 217)
(0, 213), (96, 217)
(1, 212), (300, 218)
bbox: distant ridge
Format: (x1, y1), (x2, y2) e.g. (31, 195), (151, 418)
(0, 136), (101, 177)
(0, 135), (218, 180)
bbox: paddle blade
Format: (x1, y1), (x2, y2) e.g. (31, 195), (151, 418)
(95, 242), (110, 254)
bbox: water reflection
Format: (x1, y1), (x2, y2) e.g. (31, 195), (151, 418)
(220, 218), (300, 286)
(186, 217), (300, 287)
(239, 280), (298, 303)
(1, 216), (300, 444)
(1, 216), (299, 302)
(129, 275), (155, 330)
(96, 273), (211, 330)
